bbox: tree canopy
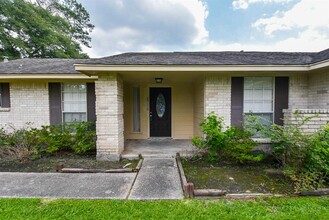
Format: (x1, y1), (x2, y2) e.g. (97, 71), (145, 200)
(0, 0), (94, 59)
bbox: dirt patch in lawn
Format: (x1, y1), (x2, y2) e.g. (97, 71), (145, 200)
(0, 154), (139, 173)
(183, 160), (294, 195)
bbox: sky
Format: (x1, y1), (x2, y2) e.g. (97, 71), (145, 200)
(78, 0), (329, 58)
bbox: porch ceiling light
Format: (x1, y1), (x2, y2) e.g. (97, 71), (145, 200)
(155, 77), (163, 84)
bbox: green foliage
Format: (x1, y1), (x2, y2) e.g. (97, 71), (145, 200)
(192, 112), (262, 163)
(222, 126), (264, 163)
(71, 122), (96, 154)
(0, 126), (37, 161)
(246, 114), (329, 191)
(29, 124), (73, 154)
(245, 114), (314, 169)
(0, 122), (96, 161)
(0, 0), (93, 59)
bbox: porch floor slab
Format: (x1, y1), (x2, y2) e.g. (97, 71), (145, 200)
(122, 139), (196, 158)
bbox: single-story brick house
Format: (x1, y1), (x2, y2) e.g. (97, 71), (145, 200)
(1, 48), (329, 160)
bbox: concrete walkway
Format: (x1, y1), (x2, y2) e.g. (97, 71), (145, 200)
(0, 158), (183, 200)
(129, 158), (184, 200)
(0, 172), (136, 199)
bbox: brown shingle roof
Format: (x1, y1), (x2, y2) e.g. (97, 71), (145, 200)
(0, 48), (328, 74)
(0, 58), (88, 74)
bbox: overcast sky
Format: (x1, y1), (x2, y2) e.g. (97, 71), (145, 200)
(78, 0), (329, 58)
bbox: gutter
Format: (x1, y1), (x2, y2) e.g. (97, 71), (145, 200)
(74, 60), (329, 73)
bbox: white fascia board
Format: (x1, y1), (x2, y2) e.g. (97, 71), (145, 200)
(0, 74), (98, 79)
(309, 60), (329, 70)
(74, 64), (310, 72)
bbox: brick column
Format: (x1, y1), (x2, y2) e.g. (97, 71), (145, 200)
(95, 73), (124, 161)
(204, 75), (231, 126)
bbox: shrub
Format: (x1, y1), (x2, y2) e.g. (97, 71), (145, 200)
(0, 122), (96, 161)
(0, 126), (37, 161)
(192, 112), (262, 163)
(245, 114), (329, 191)
(29, 124), (73, 154)
(30, 122), (96, 155)
(305, 124), (329, 188)
(70, 122), (96, 154)
(245, 114), (313, 169)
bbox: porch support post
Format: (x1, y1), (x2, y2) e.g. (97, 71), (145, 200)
(204, 75), (231, 126)
(95, 73), (124, 161)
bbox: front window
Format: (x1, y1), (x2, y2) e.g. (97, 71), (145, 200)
(62, 83), (87, 123)
(243, 77), (274, 123)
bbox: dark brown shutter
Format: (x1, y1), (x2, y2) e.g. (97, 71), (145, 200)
(49, 83), (62, 125)
(87, 82), (96, 122)
(1, 83), (10, 108)
(231, 77), (244, 127)
(274, 77), (289, 125)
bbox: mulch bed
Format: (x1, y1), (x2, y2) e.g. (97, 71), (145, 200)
(182, 159), (295, 195)
(0, 154), (139, 173)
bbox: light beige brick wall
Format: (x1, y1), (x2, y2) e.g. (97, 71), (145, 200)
(284, 109), (329, 134)
(284, 70), (329, 134)
(0, 81), (49, 130)
(288, 74), (309, 109)
(204, 75), (231, 126)
(95, 73), (124, 161)
(308, 70), (329, 108)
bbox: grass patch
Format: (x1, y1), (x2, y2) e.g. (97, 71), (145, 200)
(0, 197), (329, 219)
(183, 160), (294, 194)
(0, 154), (139, 172)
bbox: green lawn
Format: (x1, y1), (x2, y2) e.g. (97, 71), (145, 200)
(1, 197), (328, 219)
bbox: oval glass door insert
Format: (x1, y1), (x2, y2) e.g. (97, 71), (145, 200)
(156, 93), (166, 118)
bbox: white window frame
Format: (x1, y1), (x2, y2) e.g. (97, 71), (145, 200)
(243, 77), (275, 122)
(61, 83), (87, 124)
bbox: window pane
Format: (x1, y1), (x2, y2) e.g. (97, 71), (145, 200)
(243, 77), (274, 122)
(244, 78), (253, 89)
(253, 89), (263, 100)
(62, 83), (87, 123)
(63, 113), (87, 123)
(244, 102), (253, 112)
(262, 77), (273, 88)
(263, 101), (273, 112)
(263, 89), (273, 100)
(244, 89), (253, 101)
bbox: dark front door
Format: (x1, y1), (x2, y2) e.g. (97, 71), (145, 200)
(150, 88), (171, 137)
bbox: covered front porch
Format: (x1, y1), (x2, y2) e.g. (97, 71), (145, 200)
(89, 70), (216, 161)
(121, 70), (204, 158)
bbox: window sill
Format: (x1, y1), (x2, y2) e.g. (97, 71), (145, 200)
(0, 107), (10, 112)
(252, 138), (271, 144)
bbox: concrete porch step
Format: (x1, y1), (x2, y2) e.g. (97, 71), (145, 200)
(122, 152), (194, 160)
